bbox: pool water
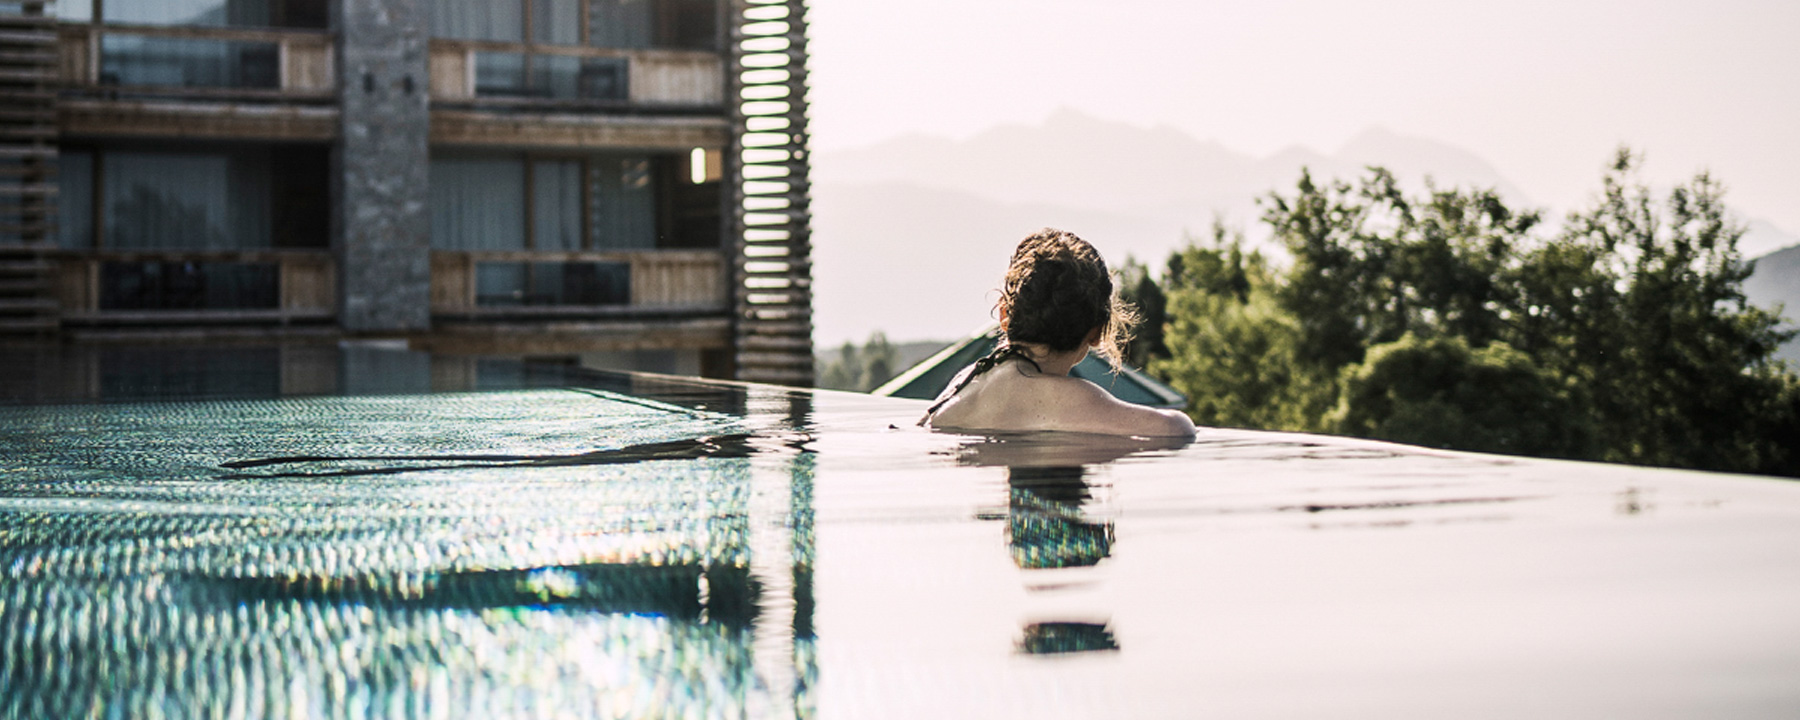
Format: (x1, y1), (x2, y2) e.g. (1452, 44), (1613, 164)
(3, 360), (1800, 718)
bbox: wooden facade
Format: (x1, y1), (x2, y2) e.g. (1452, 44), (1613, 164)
(0, 0), (816, 384)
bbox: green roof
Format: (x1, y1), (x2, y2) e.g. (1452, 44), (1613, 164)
(871, 325), (1187, 409)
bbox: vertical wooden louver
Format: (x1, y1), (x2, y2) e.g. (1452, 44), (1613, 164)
(0, 0), (58, 337)
(728, 0), (815, 386)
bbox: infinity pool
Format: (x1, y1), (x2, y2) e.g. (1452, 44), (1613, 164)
(3, 354), (1799, 718)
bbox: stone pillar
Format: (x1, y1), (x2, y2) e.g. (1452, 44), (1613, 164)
(334, 0), (431, 333)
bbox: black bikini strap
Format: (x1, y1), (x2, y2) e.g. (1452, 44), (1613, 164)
(924, 344), (1041, 417)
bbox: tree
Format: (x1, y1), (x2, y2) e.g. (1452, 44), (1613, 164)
(1513, 149), (1799, 473)
(816, 332), (900, 392)
(818, 341), (860, 391)
(1332, 334), (1592, 458)
(859, 332), (898, 391)
(1118, 256), (1168, 369)
(1140, 150), (1800, 477)
(1264, 167), (1539, 377)
(1150, 224), (1332, 431)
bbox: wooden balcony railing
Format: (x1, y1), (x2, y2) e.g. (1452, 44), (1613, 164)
(57, 24), (334, 99)
(427, 39), (723, 109)
(429, 250), (726, 316)
(50, 249), (334, 322)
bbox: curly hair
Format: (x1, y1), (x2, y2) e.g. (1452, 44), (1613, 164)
(996, 228), (1139, 369)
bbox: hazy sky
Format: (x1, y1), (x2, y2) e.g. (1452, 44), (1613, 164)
(806, 0), (1800, 233)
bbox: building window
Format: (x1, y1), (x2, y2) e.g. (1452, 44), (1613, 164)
(651, 0), (718, 51)
(107, 151), (271, 250)
(476, 262), (630, 306)
(57, 145), (330, 251)
(99, 35), (279, 89)
(472, 51), (628, 101)
(106, 151), (275, 250)
(100, 261), (280, 311)
(57, 0), (93, 22)
(429, 157), (527, 251)
(87, 0), (326, 29)
(430, 0), (525, 42)
(471, 53), (627, 101)
(533, 159), (584, 251)
(431, 153), (681, 253)
(589, 0), (716, 50)
(590, 156), (658, 250)
(429, 0), (717, 50)
(472, 52), (529, 97)
(586, 0), (652, 49)
(429, 151), (719, 307)
(543, 55), (629, 101)
(73, 1), (325, 90)
(57, 153), (94, 250)
(532, 0), (581, 45)
(431, 0), (714, 102)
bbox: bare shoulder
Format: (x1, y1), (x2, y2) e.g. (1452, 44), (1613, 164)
(924, 366), (1195, 438)
(1052, 376), (1197, 438)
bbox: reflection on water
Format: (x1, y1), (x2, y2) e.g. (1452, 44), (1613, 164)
(945, 431), (1190, 469)
(0, 343), (664, 404)
(5, 350), (1800, 718)
(948, 432), (1191, 657)
(217, 432), (768, 480)
(1018, 622), (1120, 655)
(0, 373), (821, 719)
(1005, 466), (1116, 657)
(1007, 466), (1113, 570)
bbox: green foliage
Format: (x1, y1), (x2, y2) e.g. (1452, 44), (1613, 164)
(1149, 224), (1332, 431)
(1118, 256), (1168, 369)
(1332, 334), (1592, 457)
(1265, 167), (1539, 375)
(1510, 149), (1797, 474)
(816, 332), (899, 392)
(1156, 285), (1328, 432)
(1140, 148), (1800, 477)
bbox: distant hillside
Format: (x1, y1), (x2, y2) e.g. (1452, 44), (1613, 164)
(1740, 218), (1800, 260)
(810, 109), (1799, 348)
(814, 108), (1532, 215)
(811, 111), (1537, 345)
(811, 181), (1183, 344)
(813, 337), (951, 370)
(1746, 243), (1800, 366)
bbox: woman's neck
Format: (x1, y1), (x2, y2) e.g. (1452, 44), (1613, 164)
(1011, 342), (1088, 377)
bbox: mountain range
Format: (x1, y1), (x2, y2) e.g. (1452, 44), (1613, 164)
(1745, 244), (1800, 366)
(815, 108), (1533, 223)
(810, 108), (1800, 359)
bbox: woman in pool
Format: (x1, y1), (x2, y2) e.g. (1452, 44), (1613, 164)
(922, 228), (1197, 438)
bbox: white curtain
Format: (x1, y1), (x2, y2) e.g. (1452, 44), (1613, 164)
(105, 0), (270, 27)
(430, 157), (526, 251)
(588, 0), (652, 49)
(590, 156), (657, 249)
(105, 150), (270, 251)
(58, 0), (93, 22)
(430, 0), (524, 42)
(533, 0), (581, 45)
(533, 160), (583, 251)
(57, 152), (93, 249)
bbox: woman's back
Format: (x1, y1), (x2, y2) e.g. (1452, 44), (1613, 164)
(919, 227), (1195, 439)
(925, 355), (1194, 438)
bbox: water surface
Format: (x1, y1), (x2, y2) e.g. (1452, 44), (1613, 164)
(3, 361), (1799, 718)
